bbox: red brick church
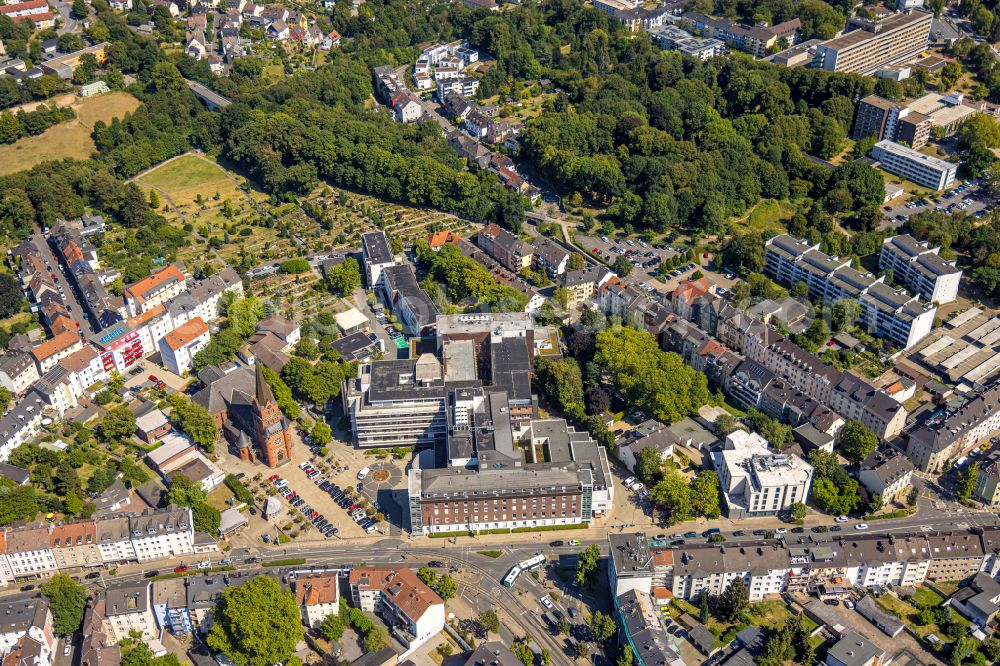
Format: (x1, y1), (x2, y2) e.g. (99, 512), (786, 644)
(192, 363), (293, 467)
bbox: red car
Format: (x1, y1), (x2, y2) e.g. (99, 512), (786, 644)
(173, 565), (188, 573)
(148, 374), (158, 382)
(348, 504), (358, 511)
(268, 474), (279, 482)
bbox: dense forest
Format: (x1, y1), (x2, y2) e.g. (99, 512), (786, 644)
(0, 0), (962, 253)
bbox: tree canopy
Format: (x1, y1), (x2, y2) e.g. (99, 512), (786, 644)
(206, 575), (304, 666)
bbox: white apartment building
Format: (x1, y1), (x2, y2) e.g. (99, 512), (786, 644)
(95, 516), (138, 563)
(764, 235), (936, 349)
(715, 430), (813, 519)
(0, 391), (45, 462)
(349, 567), (446, 655)
(880, 234), (962, 304)
(0, 599), (56, 665)
(128, 507), (195, 562)
(103, 582), (157, 644)
(362, 231), (397, 287)
(124, 264), (188, 317)
(0, 352), (39, 395)
(4, 524), (57, 578)
(872, 139), (957, 191)
(62, 346), (108, 397)
(159, 317), (210, 376)
(295, 573), (339, 628)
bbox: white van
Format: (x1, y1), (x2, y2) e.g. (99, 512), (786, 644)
(357, 467), (371, 480)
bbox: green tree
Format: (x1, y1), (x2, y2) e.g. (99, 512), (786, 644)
(957, 462), (979, 501)
(121, 634), (183, 666)
(511, 642), (534, 666)
(434, 574), (457, 601)
(690, 471), (721, 519)
(41, 574), (87, 635)
(71, 0), (88, 18)
(148, 189), (160, 209)
(650, 469), (694, 525)
(635, 446), (663, 485)
(575, 544), (600, 587)
(838, 421), (878, 462)
(166, 395), (218, 452)
(572, 642), (589, 659)
(100, 405), (136, 444)
(718, 579), (749, 623)
(478, 609), (500, 635)
(207, 576), (304, 666)
(311, 421), (332, 447)
(567, 253), (585, 271)
(612, 255), (633, 277)
(319, 613), (344, 641)
(327, 257), (361, 296)
(699, 591), (709, 624)
(790, 503), (806, 520)
(981, 636), (1000, 661)
(616, 646), (634, 666)
(588, 610), (616, 641)
(363, 625), (389, 652)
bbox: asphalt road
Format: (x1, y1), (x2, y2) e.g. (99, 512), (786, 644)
(31, 226), (97, 334)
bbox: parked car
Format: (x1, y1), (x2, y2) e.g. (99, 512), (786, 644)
(540, 597), (554, 609)
(173, 565), (189, 573)
(357, 467), (371, 480)
(855, 523), (869, 530)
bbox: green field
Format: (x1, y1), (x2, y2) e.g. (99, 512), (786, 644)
(136, 155), (240, 205)
(730, 199), (796, 235)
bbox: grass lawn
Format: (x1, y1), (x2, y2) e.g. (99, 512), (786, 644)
(0, 92), (141, 176)
(730, 199), (796, 235)
(933, 581), (961, 596)
(136, 155), (238, 206)
(911, 586), (946, 608)
(207, 484), (236, 511)
(673, 597), (799, 646)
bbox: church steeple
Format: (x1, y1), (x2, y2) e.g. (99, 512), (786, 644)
(254, 362), (276, 407)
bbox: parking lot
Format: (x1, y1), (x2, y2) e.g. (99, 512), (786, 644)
(883, 180), (993, 229)
(575, 232), (717, 292)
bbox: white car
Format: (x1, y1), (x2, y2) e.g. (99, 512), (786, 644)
(357, 467), (371, 480)
(775, 528), (787, 534)
(63, 644), (71, 657)
(623, 476), (636, 487)
(274, 478), (288, 488)
(540, 597), (554, 609)
(844, 600), (856, 610)
(197, 561), (211, 569)
(835, 516), (849, 523)
(855, 523), (869, 530)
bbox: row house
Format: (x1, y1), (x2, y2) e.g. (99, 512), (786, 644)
(0, 391), (45, 462)
(102, 582), (156, 644)
(615, 529), (1000, 604)
(0, 599), (55, 666)
(129, 506), (195, 562)
(476, 223), (533, 272)
(906, 382), (1000, 473)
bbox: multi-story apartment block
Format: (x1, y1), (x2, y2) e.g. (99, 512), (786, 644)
(716, 430), (813, 518)
(975, 458), (1000, 507)
(49, 520), (101, 570)
(344, 355), (447, 448)
(925, 531), (987, 582)
(128, 507), (194, 562)
(378, 265), (440, 337)
(124, 264), (187, 316)
(532, 238), (569, 277)
(159, 316), (210, 376)
(859, 447), (914, 504)
(349, 568), (446, 654)
(880, 234), (962, 303)
(650, 25), (725, 59)
(906, 382), (1000, 473)
(477, 223), (533, 271)
(0, 352), (39, 395)
(30, 330), (83, 374)
(813, 10), (932, 74)
(764, 234), (936, 349)
(872, 139), (957, 191)
(4, 524), (57, 578)
(0, 599), (56, 666)
(103, 582), (156, 644)
(61, 346), (108, 398)
(0, 390), (45, 462)
(361, 231), (396, 287)
(89, 304), (174, 375)
(295, 572), (339, 628)
(95, 515), (137, 563)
